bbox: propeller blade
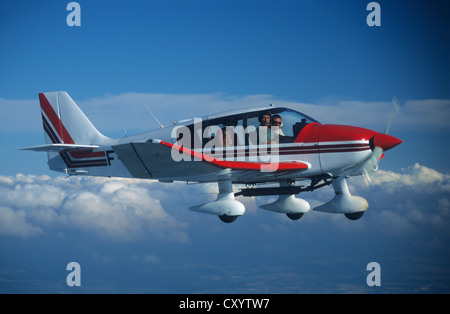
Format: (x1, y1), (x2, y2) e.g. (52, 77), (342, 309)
(362, 168), (372, 185)
(362, 146), (382, 185)
(384, 96), (400, 134)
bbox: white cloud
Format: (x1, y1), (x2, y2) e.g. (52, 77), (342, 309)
(342, 163), (450, 238)
(81, 92), (278, 133)
(374, 210), (416, 236)
(3, 93), (448, 136)
(399, 99), (450, 131)
(0, 206), (43, 238)
(366, 163), (450, 193)
(0, 163), (449, 244)
(82, 93), (450, 134)
(0, 174), (188, 241)
(251, 163), (450, 240)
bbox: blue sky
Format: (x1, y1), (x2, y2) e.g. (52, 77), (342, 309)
(1, 0), (449, 293)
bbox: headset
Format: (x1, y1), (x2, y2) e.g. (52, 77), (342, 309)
(271, 114), (283, 127)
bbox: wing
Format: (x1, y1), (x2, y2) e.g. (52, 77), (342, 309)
(112, 141), (219, 179)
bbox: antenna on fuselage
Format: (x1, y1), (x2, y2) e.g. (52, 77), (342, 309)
(144, 105), (164, 128)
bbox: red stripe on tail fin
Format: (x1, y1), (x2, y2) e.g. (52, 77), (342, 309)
(39, 93), (75, 144)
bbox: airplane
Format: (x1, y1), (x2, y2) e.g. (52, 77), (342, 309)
(21, 91), (402, 223)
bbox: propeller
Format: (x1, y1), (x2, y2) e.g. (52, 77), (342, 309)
(363, 96), (401, 185)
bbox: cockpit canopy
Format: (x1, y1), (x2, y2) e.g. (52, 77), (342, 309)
(177, 106), (319, 148)
(205, 107), (318, 143)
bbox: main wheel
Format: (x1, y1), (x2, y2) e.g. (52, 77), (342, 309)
(218, 215), (238, 223)
(344, 212), (365, 220)
(286, 213), (304, 220)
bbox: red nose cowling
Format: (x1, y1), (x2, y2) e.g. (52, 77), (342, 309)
(298, 124), (402, 152)
(372, 133), (402, 151)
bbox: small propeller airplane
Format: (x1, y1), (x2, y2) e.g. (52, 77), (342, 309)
(22, 92), (402, 223)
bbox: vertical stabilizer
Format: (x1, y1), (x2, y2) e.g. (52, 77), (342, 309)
(39, 91), (110, 145)
(36, 91), (114, 174)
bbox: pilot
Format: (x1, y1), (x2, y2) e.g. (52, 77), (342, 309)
(271, 114), (285, 136)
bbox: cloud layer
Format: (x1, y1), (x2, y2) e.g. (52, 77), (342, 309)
(2, 94), (449, 136)
(82, 93), (450, 134)
(357, 163), (450, 237)
(0, 174), (189, 241)
(1, 163), (449, 293)
(0, 163), (449, 245)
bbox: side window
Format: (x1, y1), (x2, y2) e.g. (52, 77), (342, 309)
(177, 119), (203, 150)
(275, 110), (316, 142)
(202, 116), (246, 149)
(202, 121), (221, 148)
(222, 116), (245, 148)
(245, 116), (259, 146)
(192, 119), (204, 150)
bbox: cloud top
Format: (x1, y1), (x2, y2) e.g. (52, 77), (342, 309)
(0, 174), (188, 241)
(0, 163), (449, 245)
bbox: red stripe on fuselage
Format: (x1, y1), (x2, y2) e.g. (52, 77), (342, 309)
(159, 140), (309, 171)
(202, 143), (370, 159)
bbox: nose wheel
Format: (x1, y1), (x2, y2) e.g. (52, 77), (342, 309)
(345, 212), (365, 220)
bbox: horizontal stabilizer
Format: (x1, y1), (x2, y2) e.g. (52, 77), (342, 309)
(20, 143), (100, 152)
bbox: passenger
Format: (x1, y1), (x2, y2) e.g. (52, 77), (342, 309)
(223, 116), (238, 147)
(258, 111), (271, 127)
(258, 111), (272, 144)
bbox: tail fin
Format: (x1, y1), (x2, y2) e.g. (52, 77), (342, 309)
(21, 92), (118, 176)
(39, 91), (109, 145)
